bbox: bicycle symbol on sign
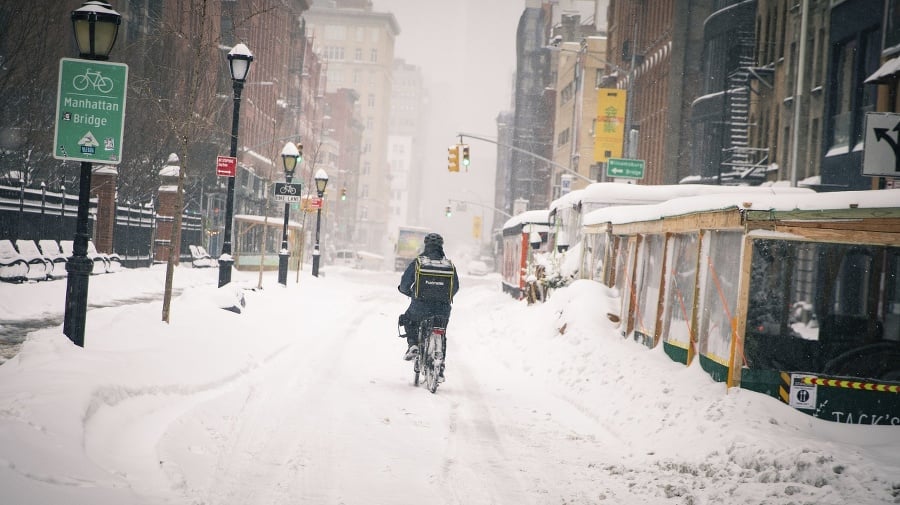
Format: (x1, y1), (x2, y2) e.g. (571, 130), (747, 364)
(279, 185), (297, 195)
(73, 68), (114, 93)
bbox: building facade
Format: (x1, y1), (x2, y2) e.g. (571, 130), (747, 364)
(607, 0), (712, 184)
(511, 1), (554, 211)
(388, 59), (428, 232)
(304, 0), (400, 255)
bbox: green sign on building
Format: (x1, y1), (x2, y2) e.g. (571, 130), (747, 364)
(607, 157), (645, 179)
(54, 58), (128, 164)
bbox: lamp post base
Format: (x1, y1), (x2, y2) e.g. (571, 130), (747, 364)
(312, 251), (321, 277)
(63, 255), (94, 347)
(218, 257), (234, 287)
(278, 252), (289, 285)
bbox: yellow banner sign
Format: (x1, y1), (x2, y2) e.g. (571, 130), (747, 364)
(594, 88), (626, 163)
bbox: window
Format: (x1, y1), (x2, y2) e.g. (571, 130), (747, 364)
(743, 239), (900, 381)
(355, 48), (362, 61)
(324, 25), (346, 40)
(367, 93), (375, 107)
(370, 48), (378, 62)
(829, 39), (856, 150)
(557, 128), (570, 147)
(327, 68), (343, 86)
(697, 231), (743, 373)
(324, 46), (344, 60)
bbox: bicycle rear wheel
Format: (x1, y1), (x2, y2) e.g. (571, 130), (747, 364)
(424, 331), (443, 393)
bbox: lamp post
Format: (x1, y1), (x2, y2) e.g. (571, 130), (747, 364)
(63, 0), (121, 348)
(278, 141), (299, 286)
(218, 42), (253, 287)
(311, 169), (328, 277)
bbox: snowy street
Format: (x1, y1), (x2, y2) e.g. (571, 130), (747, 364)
(1, 265), (899, 504)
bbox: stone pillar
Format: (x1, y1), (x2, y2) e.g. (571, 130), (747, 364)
(153, 154), (181, 263)
(90, 165), (118, 254)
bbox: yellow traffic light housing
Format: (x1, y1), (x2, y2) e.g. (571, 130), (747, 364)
(340, 187), (347, 200)
(445, 205), (452, 217)
(447, 144), (460, 172)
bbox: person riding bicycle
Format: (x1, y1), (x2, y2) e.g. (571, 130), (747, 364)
(398, 233), (459, 378)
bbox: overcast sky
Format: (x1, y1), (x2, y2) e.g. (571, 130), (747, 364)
(372, 0), (524, 254)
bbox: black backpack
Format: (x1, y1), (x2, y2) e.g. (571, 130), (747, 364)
(414, 256), (456, 302)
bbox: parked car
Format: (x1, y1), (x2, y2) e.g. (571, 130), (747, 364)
(466, 259), (490, 276)
(333, 249), (361, 268)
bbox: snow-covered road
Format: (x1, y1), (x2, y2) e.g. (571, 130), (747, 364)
(1, 266), (898, 504)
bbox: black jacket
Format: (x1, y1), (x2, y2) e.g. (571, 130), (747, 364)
(398, 245), (459, 320)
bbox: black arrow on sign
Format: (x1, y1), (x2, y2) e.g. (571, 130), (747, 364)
(873, 120), (900, 173)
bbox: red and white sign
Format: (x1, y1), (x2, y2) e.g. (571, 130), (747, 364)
(310, 197), (323, 209)
(216, 155), (237, 177)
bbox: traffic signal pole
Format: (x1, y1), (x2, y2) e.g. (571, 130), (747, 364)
(455, 132), (593, 184)
(446, 198), (513, 218)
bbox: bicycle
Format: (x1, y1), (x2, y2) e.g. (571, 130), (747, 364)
(411, 315), (447, 393)
(73, 69), (114, 93)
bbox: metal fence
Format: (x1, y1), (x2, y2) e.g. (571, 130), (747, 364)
(0, 184), (203, 267)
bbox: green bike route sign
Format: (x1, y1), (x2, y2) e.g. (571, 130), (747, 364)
(53, 58), (128, 164)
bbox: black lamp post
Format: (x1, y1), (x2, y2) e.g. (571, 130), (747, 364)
(63, 0), (120, 348)
(311, 169), (328, 277)
(278, 141), (299, 286)
(218, 42), (253, 287)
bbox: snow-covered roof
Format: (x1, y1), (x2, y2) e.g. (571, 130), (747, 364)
(866, 55), (900, 84)
(502, 209), (550, 230)
(580, 182), (814, 208)
(583, 189), (900, 227)
(548, 189), (585, 214)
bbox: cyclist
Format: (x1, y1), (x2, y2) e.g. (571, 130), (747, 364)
(398, 232), (459, 380)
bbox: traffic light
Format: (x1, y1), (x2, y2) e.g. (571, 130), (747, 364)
(297, 142), (303, 162)
(447, 144), (459, 172)
(445, 205), (452, 217)
(340, 187), (347, 200)
(461, 144), (470, 168)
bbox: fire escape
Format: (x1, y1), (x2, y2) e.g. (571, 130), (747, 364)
(720, 33), (771, 185)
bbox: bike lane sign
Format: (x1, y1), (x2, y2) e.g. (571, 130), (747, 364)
(54, 58), (128, 164)
(273, 182), (303, 203)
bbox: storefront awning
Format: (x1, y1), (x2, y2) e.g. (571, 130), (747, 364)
(865, 55), (900, 84)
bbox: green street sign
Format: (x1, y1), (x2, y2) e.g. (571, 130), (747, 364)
(54, 58), (128, 164)
(606, 157), (645, 179)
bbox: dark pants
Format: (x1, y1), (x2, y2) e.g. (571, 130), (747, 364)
(401, 302), (450, 363)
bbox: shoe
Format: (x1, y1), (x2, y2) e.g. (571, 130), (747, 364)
(438, 369), (445, 383)
(398, 332), (407, 339)
(403, 345), (418, 361)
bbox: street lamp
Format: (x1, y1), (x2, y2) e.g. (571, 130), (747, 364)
(278, 141), (299, 286)
(311, 169), (328, 277)
(218, 42), (253, 287)
(63, 0), (121, 348)
(71, 1), (120, 60)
